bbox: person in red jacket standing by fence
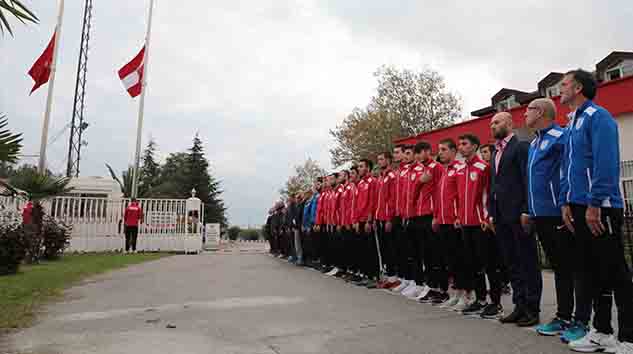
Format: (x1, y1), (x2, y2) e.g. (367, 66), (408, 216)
(124, 198), (144, 253)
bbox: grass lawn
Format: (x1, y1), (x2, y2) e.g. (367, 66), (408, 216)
(0, 253), (170, 331)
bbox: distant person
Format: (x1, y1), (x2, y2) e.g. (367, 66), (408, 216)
(22, 200), (33, 225)
(124, 198), (144, 253)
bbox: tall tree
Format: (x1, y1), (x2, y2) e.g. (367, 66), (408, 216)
(280, 158), (326, 198)
(0, 0), (38, 36)
(152, 152), (188, 198)
(330, 66), (462, 167)
(186, 134), (227, 227)
(140, 138), (160, 196)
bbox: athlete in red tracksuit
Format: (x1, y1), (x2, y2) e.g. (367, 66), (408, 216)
(415, 154), (446, 302)
(403, 141), (436, 297)
(394, 145), (414, 283)
(353, 159), (379, 287)
(432, 138), (461, 306)
(339, 170), (356, 275)
(330, 174), (346, 274)
(454, 134), (502, 317)
(375, 152), (398, 285)
(314, 180), (330, 266)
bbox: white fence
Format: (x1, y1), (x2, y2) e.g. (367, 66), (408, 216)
(0, 195), (204, 253)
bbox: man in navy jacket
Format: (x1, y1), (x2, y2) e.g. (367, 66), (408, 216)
(559, 70), (633, 354)
(488, 112), (543, 327)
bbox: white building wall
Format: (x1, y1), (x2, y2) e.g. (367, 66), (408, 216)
(618, 112), (633, 164)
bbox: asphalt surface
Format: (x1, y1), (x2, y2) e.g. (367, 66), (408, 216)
(5, 242), (577, 354)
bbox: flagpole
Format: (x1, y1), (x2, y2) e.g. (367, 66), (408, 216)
(131, 0), (155, 198)
(38, 0), (65, 173)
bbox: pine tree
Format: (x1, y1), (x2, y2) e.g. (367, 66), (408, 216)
(141, 138), (161, 196)
(186, 134), (227, 227)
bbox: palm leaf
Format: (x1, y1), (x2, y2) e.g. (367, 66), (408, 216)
(0, 0), (38, 36)
(9, 168), (72, 201)
(0, 114), (23, 163)
(105, 163), (134, 198)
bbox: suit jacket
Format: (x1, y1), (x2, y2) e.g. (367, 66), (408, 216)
(488, 135), (529, 224)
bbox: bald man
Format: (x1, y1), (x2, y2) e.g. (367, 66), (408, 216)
(525, 99), (586, 339)
(488, 112), (542, 327)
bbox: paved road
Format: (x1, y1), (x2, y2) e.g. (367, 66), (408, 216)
(6, 242), (574, 354)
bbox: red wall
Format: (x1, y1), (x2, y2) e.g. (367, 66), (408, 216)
(396, 76), (633, 151)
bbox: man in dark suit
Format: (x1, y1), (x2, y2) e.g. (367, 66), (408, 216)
(488, 112), (543, 327)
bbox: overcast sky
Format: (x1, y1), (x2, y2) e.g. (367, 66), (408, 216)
(1, 0), (631, 227)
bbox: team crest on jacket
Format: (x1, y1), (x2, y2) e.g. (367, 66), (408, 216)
(400, 170), (407, 176)
(470, 172), (478, 181)
(410, 174), (416, 181)
(575, 117), (585, 129)
(540, 140), (549, 150)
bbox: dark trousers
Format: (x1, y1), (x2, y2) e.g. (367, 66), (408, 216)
(534, 216), (580, 322)
(571, 205), (633, 342)
(124, 225), (138, 251)
(406, 216), (432, 284)
(427, 223), (446, 290)
(462, 226), (503, 303)
(496, 220), (543, 313)
(439, 224), (463, 290)
(377, 221), (397, 276)
(358, 222), (380, 278)
(392, 217), (408, 279)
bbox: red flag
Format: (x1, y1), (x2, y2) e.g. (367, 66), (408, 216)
(28, 33), (56, 95)
(118, 46), (145, 98)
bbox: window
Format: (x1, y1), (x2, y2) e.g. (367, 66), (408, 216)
(607, 68), (622, 81)
(546, 85), (561, 97)
(496, 95), (518, 111)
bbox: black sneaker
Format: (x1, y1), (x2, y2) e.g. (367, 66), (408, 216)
(418, 290), (438, 303)
(462, 301), (488, 315)
(320, 266), (332, 273)
(431, 292), (450, 305)
(480, 303), (503, 319)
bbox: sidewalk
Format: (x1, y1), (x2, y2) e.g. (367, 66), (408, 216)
(5, 246), (576, 354)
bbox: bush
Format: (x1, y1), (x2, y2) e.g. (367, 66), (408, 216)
(22, 224), (43, 264)
(227, 226), (241, 241)
(239, 228), (261, 241)
(41, 216), (71, 260)
(240, 229), (260, 241)
(0, 222), (27, 275)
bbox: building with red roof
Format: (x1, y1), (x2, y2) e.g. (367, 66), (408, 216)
(395, 51), (633, 212)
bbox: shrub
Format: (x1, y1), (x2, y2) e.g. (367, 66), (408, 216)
(0, 222), (27, 275)
(41, 216), (71, 260)
(239, 228), (261, 241)
(22, 224), (43, 264)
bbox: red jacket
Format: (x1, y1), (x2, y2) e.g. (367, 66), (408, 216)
(340, 182), (355, 226)
(455, 156), (490, 226)
(404, 162), (428, 219)
(434, 160), (459, 225)
(324, 188), (335, 225)
(333, 184), (345, 225)
(354, 174), (378, 223)
(124, 202), (144, 226)
(416, 159), (445, 217)
(22, 201), (33, 225)
(315, 188), (329, 225)
(395, 162), (412, 218)
(375, 168), (397, 222)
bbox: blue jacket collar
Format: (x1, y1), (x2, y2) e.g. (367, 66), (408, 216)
(574, 99), (594, 117)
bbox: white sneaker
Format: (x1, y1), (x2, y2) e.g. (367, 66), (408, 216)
(439, 294), (460, 308)
(451, 294), (473, 312)
(393, 280), (410, 292)
(569, 328), (618, 353)
(616, 341), (633, 354)
(326, 267), (339, 276)
(405, 286), (423, 299)
(400, 282), (417, 295)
